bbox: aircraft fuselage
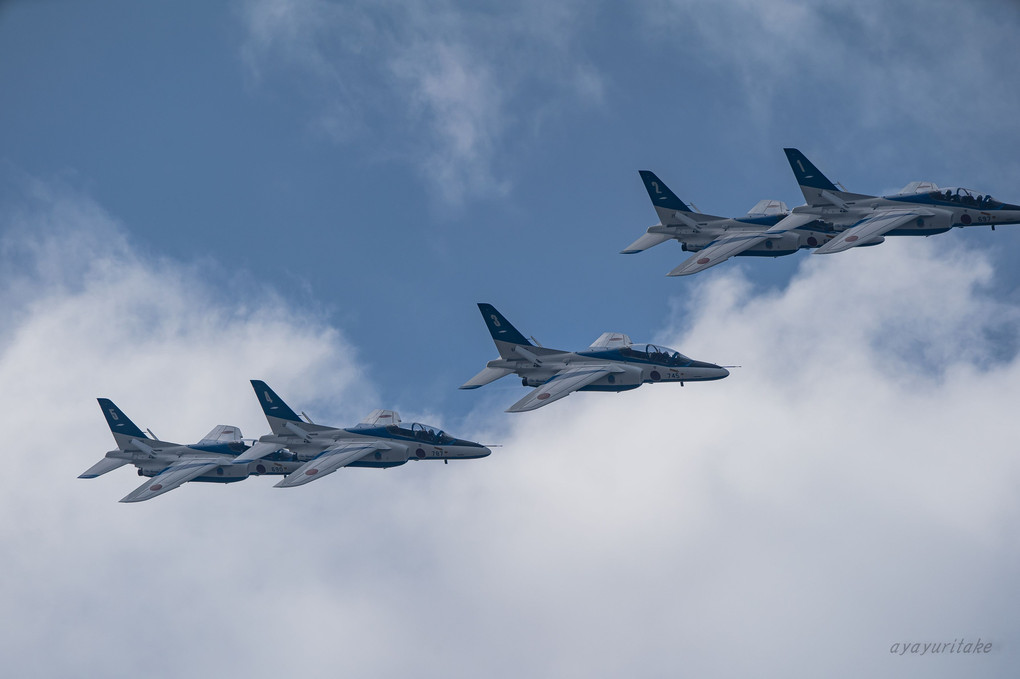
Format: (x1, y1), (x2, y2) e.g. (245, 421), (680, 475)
(486, 348), (729, 391)
(259, 427), (490, 470)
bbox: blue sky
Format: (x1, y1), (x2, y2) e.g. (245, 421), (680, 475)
(6, 0), (1020, 421)
(3, 1), (1020, 677)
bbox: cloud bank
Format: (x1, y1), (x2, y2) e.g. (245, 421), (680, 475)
(2, 183), (1018, 677)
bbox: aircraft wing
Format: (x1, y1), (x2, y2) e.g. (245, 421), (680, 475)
(814, 209), (923, 255)
(667, 232), (772, 277)
(507, 365), (623, 413)
(666, 213), (818, 277)
(120, 458), (224, 503)
(275, 441), (389, 488)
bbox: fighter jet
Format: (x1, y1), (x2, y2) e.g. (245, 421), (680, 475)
(242, 380), (491, 487)
(623, 170), (831, 276)
(783, 147), (1020, 255)
(81, 398), (297, 502)
(461, 303), (730, 412)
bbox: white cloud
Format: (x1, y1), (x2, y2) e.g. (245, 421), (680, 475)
(237, 0), (603, 204)
(3, 181), (1018, 677)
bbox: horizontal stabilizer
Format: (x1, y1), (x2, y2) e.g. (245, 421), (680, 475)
(230, 441), (286, 464)
(460, 366), (514, 389)
(621, 231), (673, 254)
(79, 456), (129, 479)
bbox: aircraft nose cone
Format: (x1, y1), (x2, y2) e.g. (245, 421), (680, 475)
(480, 446), (492, 457)
(718, 366), (730, 379)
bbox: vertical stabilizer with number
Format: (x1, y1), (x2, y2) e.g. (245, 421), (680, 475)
(784, 148), (871, 207)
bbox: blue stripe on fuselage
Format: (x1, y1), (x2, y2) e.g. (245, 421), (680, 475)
(733, 215), (785, 227)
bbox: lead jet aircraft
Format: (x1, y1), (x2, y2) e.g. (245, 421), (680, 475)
(782, 148), (1020, 255)
(241, 380), (491, 487)
(461, 303), (729, 412)
(81, 398), (297, 502)
(623, 170), (832, 276)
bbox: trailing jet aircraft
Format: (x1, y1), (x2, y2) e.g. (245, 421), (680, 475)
(623, 169), (831, 276)
(461, 303), (729, 412)
(783, 147), (1020, 255)
(243, 380), (490, 487)
(81, 398), (297, 502)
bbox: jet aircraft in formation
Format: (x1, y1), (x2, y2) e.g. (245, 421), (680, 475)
(460, 303), (729, 412)
(82, 385), (490, 502)
(243, 380), (490, 487)
(625, 148), (1020, 276)
(85, 148), (1005, 502)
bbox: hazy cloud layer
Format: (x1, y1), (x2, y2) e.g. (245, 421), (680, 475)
(238, 0), (603, 204)
(644, 0), (1020, 158)
(2, 182), (1018, 677)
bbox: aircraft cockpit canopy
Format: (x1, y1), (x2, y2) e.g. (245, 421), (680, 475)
(387, 422), (454, 445)
(929, 186), (1002, 209)
(621, 343), (690, 366)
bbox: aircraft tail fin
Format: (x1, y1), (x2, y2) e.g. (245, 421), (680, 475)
(783, 148), (871, 206)
(477, 303), (532, 354)
(251, 380), (305, 436)
(638, 170), (728, 230)
(98, 398), (149, 449)
(250, 380), (335, 437)
(639, 170), (692, 213)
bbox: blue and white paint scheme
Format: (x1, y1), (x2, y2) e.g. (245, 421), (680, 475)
(246, 380), (491, 488)
(81, 398), (298, 502)
(461, 303), (730, 412)
(782, 147), (1020, 256)
(623, 169), (832, 276)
